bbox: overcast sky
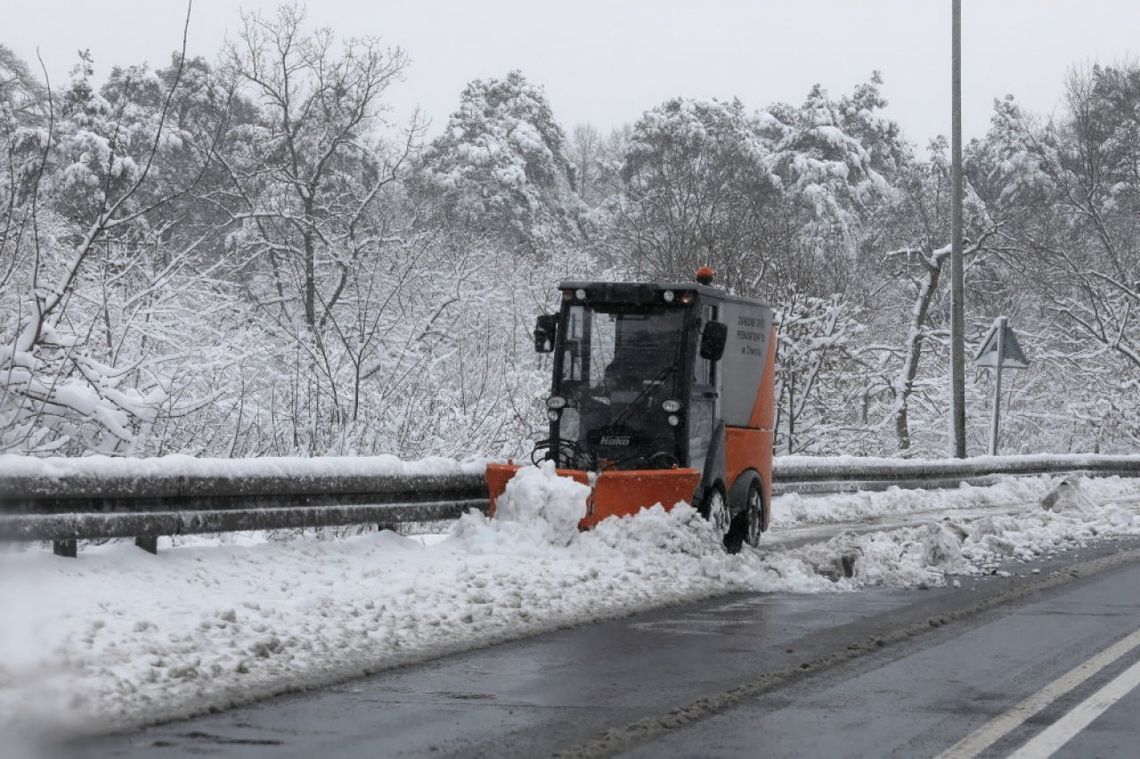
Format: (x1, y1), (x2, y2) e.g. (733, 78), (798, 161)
(7, 0), (1140, 147)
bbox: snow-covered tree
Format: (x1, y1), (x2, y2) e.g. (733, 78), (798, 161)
(968, 64), (1140, 452)
(415, 70), (582, 255)
(4, 6), (1137, 460)
(773, 292), (868, 455)
(0, 34), (213, 454)
(764, 82), (893, 229)
(609, 97), (783, 290)
(851, 137), (1000, 453)
(220, 3), (412, 331)
(208, 4), (430, 451)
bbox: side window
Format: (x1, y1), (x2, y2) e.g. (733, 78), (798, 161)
(588, 312), (618, 392)
(693, 304), (718, 386)
(561, 306), (584, 382)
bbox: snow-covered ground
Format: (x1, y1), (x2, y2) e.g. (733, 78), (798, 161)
(2, 466), (1140, 745)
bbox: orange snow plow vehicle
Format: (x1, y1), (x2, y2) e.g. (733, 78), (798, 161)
(486, 268), (777, 552)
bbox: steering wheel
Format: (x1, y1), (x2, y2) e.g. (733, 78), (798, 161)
(646, 451), (680, 469)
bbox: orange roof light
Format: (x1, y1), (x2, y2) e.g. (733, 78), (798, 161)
(695, 266), (715, 285)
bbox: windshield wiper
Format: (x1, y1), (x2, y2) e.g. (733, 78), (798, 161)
(608, 362), (675, 429)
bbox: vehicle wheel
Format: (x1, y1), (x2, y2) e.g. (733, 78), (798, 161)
(700, 485), (730, 541)
(724, 480), (763, 554)
(744, 480), (763, 548)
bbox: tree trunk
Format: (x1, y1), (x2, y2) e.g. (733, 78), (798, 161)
(894, 252), (945, 451)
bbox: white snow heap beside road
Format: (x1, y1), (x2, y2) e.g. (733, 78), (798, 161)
(1, 469), (1139, 744)
(0, 467), (833, 742)
(785, 477), (1140, 588)
(1040, 478), (1098, 512)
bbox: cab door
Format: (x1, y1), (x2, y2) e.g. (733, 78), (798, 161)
(687, 302), (721, 468)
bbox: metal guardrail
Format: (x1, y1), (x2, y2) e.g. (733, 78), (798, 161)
(773, 454), (1140, 481)
(770, 454), (1140, 495)
(0, 470), (489, 556)
(2, 455), (1139, 556)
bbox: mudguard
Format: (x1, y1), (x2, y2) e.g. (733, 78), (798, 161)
(695, 420), (727, 510)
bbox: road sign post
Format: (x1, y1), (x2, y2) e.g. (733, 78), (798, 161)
(989, 316), (1007, 456)
(974, 316), (1029, 456)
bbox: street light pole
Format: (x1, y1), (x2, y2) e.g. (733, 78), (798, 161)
(950, 0), (967, 457)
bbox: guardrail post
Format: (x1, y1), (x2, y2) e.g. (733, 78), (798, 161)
(53, 540), (77, 558)
(135, 536), (158, 555)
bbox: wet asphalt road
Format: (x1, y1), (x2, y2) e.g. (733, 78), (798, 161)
(625, 546), (1140, 758)
(61, 536), (1140, 759)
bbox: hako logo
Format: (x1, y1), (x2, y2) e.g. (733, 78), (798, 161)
(599, 435), (631, 446)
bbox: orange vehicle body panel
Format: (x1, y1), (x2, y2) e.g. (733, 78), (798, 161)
(748, 325), (779, 431)
(588, 468), (702, 527)
(486, 462), (701, 530)
(723, 325), (778, 529)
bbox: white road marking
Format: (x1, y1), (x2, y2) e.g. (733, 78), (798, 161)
(1008, 656), (1140, 758)
(936, 627), (1140, 758)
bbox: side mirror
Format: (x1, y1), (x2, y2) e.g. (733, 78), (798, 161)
(699, 321), (728, 362)
(534, 314), (557, 353)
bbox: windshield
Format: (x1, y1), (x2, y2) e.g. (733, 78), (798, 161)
(553, 303), (687, 470)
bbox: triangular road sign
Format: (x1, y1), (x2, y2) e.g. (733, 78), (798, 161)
(974, 318), (1029, 369)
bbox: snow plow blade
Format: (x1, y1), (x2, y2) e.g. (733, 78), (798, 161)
(485, 463), (702, 530)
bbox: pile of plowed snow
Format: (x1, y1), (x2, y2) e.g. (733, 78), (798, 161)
(771, 473), (1103, 527)
(783, 476), (1140, 587)
(2, 465), (1139, 741)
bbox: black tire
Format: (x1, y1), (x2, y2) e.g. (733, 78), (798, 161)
(724, 480), (763, 554)
(744, 480), (764, 548)
(700, 485), (730, 541)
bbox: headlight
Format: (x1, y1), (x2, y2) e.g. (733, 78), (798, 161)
(662, 290), (675, 303)
(662, 399), (681, 413)
(547, 409), (561, 422)
(575, 288), (587, 300)
(667, 414), (680, 427)
(547, 396), (567, 409)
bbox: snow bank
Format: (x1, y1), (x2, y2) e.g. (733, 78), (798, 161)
(1, 471), (1138, 744)
(782, 477), (1140, 588)
(0, 467), (829, 742)
(771, 474), (1063, 527)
